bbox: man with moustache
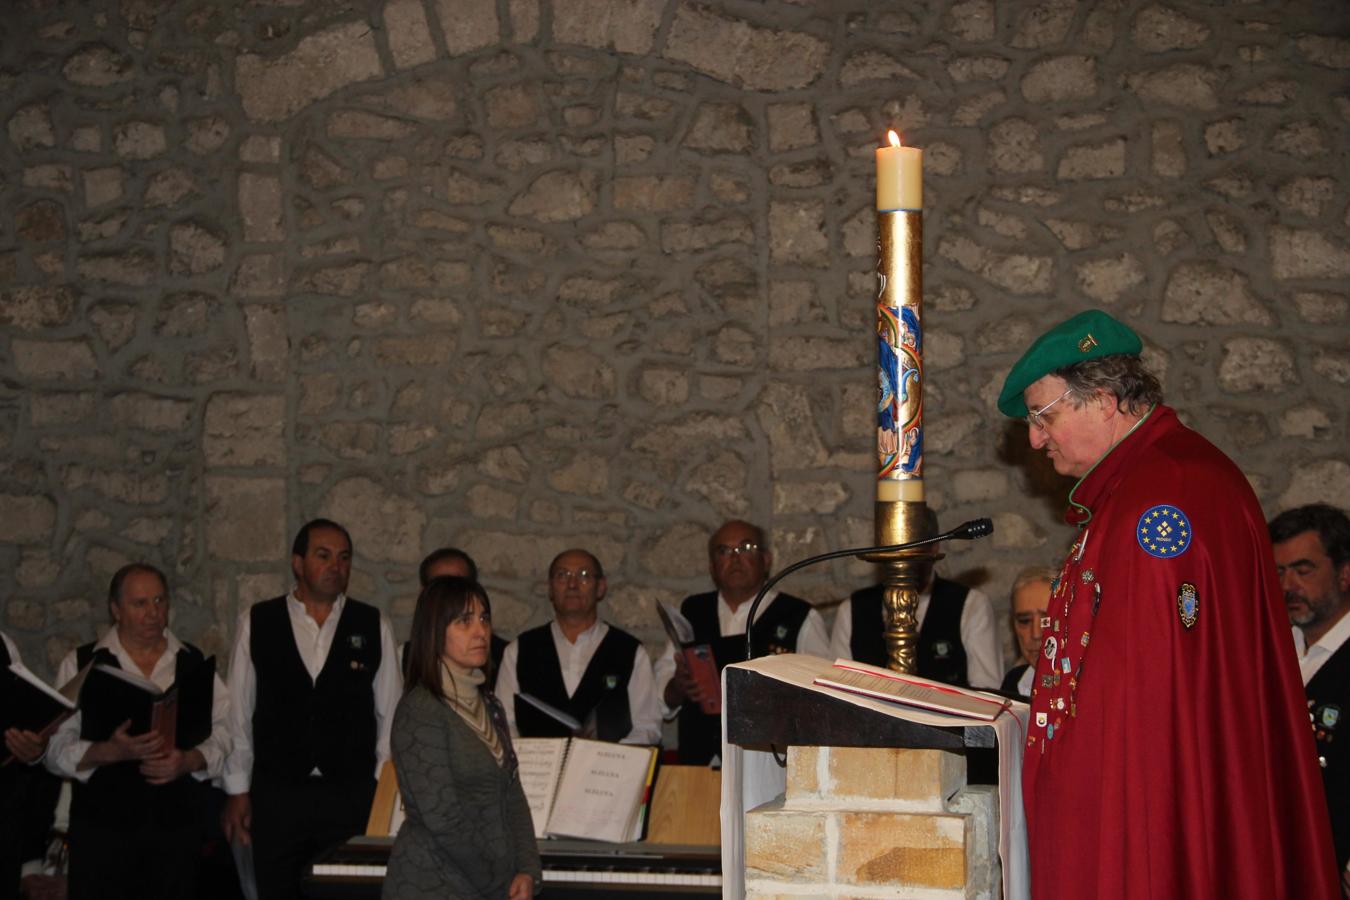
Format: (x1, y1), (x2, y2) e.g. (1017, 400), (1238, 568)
(221, 519), (401, 900)
(495, 549), (661, 744)
(999, 309), (1337, 898)
(1270, 503), (1350, 885)
(46, 563), (230, 899)
(655, 520), (830, 765)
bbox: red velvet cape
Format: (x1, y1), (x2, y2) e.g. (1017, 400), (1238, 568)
(1022, 406), (1338, 898)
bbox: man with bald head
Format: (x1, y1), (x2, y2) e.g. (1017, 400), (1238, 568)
(495, 549), (661, 744)
(655, 520), (830, 765)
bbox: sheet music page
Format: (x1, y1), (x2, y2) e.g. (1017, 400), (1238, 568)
(546, 739), (656, 843)
(815, 660), (1009, 721)
(514, 737), (570, 839)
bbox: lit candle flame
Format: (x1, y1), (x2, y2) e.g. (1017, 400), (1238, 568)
(887, 130), (901, 148)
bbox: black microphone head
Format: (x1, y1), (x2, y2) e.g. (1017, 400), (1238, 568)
(952, 518), (994, 540)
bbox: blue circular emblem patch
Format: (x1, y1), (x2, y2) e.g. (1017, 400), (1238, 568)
(1137, 504), (1193, 558)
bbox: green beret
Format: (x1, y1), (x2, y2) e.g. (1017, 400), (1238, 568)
(997, 309), (1143, 417)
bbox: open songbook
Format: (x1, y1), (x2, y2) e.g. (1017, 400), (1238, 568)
(515, 737), (658, 843)
(0, 662), (89, 763)
(79, 656), (215, 749)
(813, 658), (1013, 722)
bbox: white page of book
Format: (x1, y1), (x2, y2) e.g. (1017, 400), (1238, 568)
(816, 660), (1009, 721)
(8, 664), (76, 709)
(545, 739), (654, 843)
(514, 737), (570, 839)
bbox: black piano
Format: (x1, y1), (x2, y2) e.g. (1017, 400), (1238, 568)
(304, 836), (721, 899)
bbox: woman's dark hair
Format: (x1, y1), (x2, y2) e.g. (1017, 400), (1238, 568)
(405, 575), (492, 701)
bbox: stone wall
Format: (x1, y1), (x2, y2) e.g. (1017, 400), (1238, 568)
(1, 0), (1347, 677)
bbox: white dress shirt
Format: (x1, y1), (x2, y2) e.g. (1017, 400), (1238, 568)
(828, 582), (1003, 690)
(495, 619), (662, 745)
(222, 591), (401, 794)
(1293, 611), (1350, 685)
(653, 590), (832, 715)
(45, 627), (231, 783)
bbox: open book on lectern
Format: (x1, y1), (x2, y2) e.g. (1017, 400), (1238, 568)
(814, 658), (1012, 721)
(515, 737), (658, 843)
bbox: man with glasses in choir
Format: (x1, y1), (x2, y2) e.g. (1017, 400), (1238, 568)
(655, 520), (830, 765)
(495, 549), (661, 745)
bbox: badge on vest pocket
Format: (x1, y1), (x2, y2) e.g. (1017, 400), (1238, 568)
(933, 640), (951, 659)
(604, 674), (618, 690)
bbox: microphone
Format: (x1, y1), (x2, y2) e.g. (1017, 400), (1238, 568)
(743, 518), (995, 660)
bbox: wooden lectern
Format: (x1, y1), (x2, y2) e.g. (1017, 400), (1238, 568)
(720, 654), (1028, 900)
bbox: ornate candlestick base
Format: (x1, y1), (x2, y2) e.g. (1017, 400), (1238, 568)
(858, 500), (939, 673)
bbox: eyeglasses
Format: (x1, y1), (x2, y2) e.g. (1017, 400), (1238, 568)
(550, 568), (597, 584)
(1026, 388), (1074, 431)
(713, 541), (761, 559)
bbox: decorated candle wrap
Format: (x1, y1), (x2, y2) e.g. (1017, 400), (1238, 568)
(875, 131), (923, 502)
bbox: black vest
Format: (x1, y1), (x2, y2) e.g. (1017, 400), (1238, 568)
(848, 577), (971, 686)
(513, 623), (638, 743)
(676, 591), (812, 765)
(0, 637), (9, 668)
(250, 596), (381, 784)
(1306, 639), (1350, 870)
(1001, 663), (1031, 700)
(70, 640), (208, 829)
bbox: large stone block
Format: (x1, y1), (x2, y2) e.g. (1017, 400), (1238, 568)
(1010, 0), (1075, 48)
(744, 800), (827, 881)
(664, 5), (828, 91)
(1271, 228), (1350, 280)
(237, 22), (383, 121)
(1217, 338), (1296, 392)
(1279, 461), (1350, 512)
(63, 43), (133, 86)
(113, 121), (167, 159)
(1161, 261), (1270, 325)
(317, 476), (426, 563)
(1021, 56), (1097, 103)
(109, 392), (193, 432)
(1057, 137), (1125, 179)
(0, 286), (76, 330)
(12, 339), (97, 380)
(554, 0), (663, 54)
(0, 494), (57, 543)
(756, 384), (828, 471)
(384, 0), (437, 69)
(169, 222), (226, 275)
(239, 174), (284, 242)
(685, 450), (750, 518)
(1133, 5), (1210, 52)
(543, 344), (615, 398)
(435, 0), (498, 54)
(837, 811), (968, 889)
(684, 102), (753, 152)
(509, 170), (597, 222)
(205, 476), (286, 562)
(1127, 64), (1219, 109)
(768, 200), (828, 266)
(988, 118), (1043, 173)
(204, 393), (286, 467)
(827, 747), (966, 809)
(1075, 253), (1145, 304)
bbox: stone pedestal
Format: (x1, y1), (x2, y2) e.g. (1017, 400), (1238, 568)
(744, 746), (999, 899)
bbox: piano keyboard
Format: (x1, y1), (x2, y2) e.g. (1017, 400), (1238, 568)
(305, 837), (721, 899)
(311, 863), (720, 888)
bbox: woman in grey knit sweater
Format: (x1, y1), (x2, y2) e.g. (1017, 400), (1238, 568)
(383, 577), (541, 900)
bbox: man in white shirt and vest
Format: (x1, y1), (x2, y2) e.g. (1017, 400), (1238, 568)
(1271, 502), (1350, 888)
(496, 548), (661, 744)
(830, 508), (1002, 689)
(655, 520), (830, 764)
(221, 519), (401, 900)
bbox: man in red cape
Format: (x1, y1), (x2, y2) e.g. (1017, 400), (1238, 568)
(998, 309), (1338, 899)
